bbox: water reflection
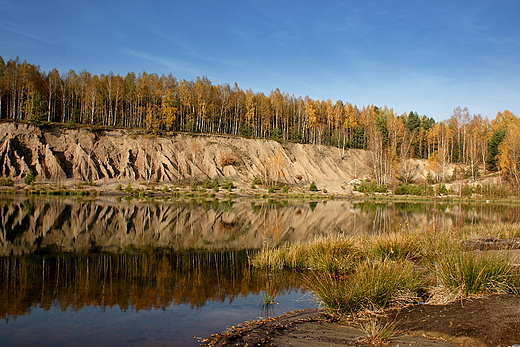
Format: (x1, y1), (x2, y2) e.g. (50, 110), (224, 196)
(0, 250), (306, 322)
(2, 196), (520, 345)
(2, 197), (520, 256)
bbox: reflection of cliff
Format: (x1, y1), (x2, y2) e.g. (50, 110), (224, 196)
(0, 197), (362, 255)
(0, 251), (304, 320)
(2, 197), (520, 256)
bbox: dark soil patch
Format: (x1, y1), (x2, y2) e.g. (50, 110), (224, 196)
(202, 294), (520, 346)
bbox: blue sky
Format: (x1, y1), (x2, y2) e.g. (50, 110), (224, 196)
(1, 0), (519, 121)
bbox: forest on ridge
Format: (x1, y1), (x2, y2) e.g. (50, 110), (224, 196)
(1, 56), (520, 187)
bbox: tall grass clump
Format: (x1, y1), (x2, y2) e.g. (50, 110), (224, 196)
(305, 259), (420, 314)
(459, 222), (520, 240)
(431, 249), (517, 297)
(359, 314), (401, 346)
(253, 225), (520, 317)
(415, 229), (462, 263)
(362, 232), (423, 261)
(251, 236), (360, 274)
(250, 244), (304, 269)
(306, 236), (360, 274)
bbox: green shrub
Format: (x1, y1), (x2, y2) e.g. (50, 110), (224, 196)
(221, 178), (234, 191)
(0, 177), (14, 186)
(309, 181), (318, 192)
(27, 93), (50, 127)
(394, 183), (425, 196)
(461, 184), (474, 197)
(239, 123), (253, 138)
(202, 178), (212, 189)
(354, 180), (387, 194)
(289, 128), (302, 143)
(436, 183), (451, 195)
(270, 127), (282, 141)
(24, 170), (36, 185)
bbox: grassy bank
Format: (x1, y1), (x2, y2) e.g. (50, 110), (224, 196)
(251, 224), (520, 316)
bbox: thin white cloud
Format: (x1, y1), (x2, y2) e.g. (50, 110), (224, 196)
(123, 49), (199, 75)
(0, 19), (55, 45)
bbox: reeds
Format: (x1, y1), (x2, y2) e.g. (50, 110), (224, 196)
(358, 313), (401, 346)
(459, 222), (520, 239)
(251, 225), (520, 316)
(250, 235), (360, 274)
(304, 259), (420, 314)
(432, 249), (516, 295)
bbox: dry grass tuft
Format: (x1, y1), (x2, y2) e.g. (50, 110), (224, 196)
(251, 225), (520, 315)
(358, 312), (401, 346)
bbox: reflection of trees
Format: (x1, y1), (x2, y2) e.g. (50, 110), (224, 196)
(0, 251), (304, 321)
(3, 197), (520, 256)
(353, 202), (520, 233)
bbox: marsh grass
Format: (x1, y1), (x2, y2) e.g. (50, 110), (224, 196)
(251, 236), (360, 274)
(259, 289), (278, 318)
(358, 313), (401, 346)
(252, 227), (520, 315)
(431, 249), (516, 296)
(304, 259), (420, 314)
(362, 232), (423, 261)
(459, 222), (520, 239)
(306, 236), (360, 274)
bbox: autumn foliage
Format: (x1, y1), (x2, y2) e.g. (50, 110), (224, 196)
(0, 56), (519, 185)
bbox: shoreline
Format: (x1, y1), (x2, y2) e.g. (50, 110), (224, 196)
(202, 294), (520, 346)
(2, 179), (520, 206)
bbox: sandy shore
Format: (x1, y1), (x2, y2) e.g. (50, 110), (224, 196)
(202, 294), (520, 347)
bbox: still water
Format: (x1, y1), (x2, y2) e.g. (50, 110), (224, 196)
(1, 196), (520, 346)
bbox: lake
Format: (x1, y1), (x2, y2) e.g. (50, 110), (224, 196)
(1, 196), (520, 346)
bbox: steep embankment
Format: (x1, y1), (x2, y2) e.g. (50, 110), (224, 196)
(0, 122), (386, 192)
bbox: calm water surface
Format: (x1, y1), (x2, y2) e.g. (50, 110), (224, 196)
(1, 196), (520, 346)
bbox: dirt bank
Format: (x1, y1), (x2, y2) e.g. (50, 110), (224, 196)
(0, 122), (407, 193)
(202, 294), (520, 347)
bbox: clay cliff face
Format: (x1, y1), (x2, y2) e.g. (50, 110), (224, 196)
(0, 122), (375, 192)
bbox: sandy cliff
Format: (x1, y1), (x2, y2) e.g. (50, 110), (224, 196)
(0, 122), (385, 192)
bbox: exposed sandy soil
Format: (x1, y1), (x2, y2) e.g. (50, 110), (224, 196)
(0, 122), (504, 196)
(202, 294), (520, 347)
(0, 122), (373, 194)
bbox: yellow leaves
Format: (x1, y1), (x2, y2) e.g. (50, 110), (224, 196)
(260, 150), (285, 186)
(492, 110), (520, 132)
(161, 90), (177, 130)
(304, 97), (318, 126)
(498, 122), (520, 185)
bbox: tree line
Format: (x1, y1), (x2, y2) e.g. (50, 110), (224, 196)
(1, 56), (519, 185)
